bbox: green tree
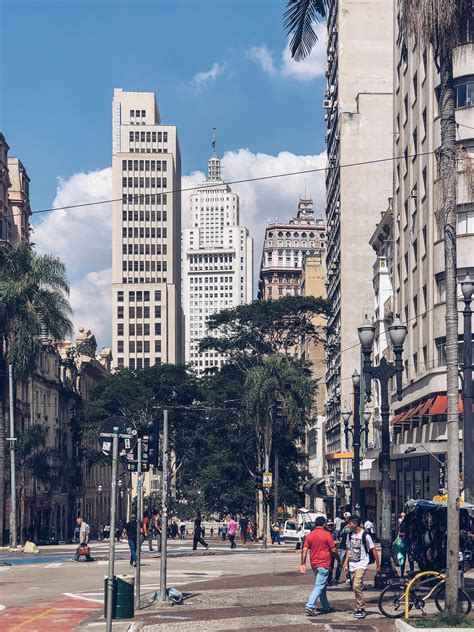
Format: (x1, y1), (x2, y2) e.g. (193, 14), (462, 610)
(283, 0), (328, 60)
(399, 1), (471, 610)
(16, 425), (55, 545)
(244, 355), (314, 544)
(200, 296), (329, 368)
(0, 242), (72, 545)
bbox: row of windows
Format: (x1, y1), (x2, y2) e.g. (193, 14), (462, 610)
(117, 306), (161, 319)
(118, 340), (162, 353)
(122, 227), (167, 238)
(189, 254), (234, 264)
(122, 243), (167, 255)
(122, 177), (167, 189)
(122, 210), (167, 222)
(268, 230), (322, 239)
(117, 290), (161, 302)
(117, 323), (161, 336)
(129, 131), (168, 143)
(122, 277), (167, 284)
(122, 193), (168, 205)
(122, 159), (167, 171)
(117, 357), (161, 369)
(122, 260), (168, 272)
(130, 109), (146, 118)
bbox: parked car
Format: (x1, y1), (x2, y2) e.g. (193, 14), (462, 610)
(282, 519), (313, 549)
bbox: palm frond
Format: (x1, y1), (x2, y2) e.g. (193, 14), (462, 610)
(283, 0), (328, 61)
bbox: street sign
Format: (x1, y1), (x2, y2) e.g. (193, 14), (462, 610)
(263, 472), (273, 488)
(99, 416), (137, 457)
(126, 434), (151, 471)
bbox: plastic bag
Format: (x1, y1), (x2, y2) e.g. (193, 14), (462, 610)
(392, 535), (406, 567)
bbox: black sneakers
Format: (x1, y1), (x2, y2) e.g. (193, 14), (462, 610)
(353, 609), (366, 618)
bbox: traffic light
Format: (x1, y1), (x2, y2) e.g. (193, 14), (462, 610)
(264, 490), (271, 505)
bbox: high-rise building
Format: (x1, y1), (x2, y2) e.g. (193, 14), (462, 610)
(111, 89), (183, 370)
(258, 198), (325, 300)
(324, 0), (394, 483)
(182, 149), (253, 373)
(387, 5), (474, 510)
(0, 134), (10, 243)
(8, 157), (31, 245)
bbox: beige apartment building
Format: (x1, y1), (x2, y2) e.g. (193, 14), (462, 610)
(0, 134), (10, 243)
(386, 7), (474, 510)
(111, 88), (183, 370)
(257, 198), (325, 300)
(324, 0), (394, 494)
(8, 157), (31, 245)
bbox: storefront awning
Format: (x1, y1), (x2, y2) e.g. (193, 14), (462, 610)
(429, 395), (447, 416)
(326, 451), (354, 460)
(418, 397), (434, 416)
(398, 406), (416, 423)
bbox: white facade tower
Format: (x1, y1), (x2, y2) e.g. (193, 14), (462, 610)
(112, 89), (183, 370)
(182, 145), (253, 373)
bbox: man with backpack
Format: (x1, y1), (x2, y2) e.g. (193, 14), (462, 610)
(343, 515), (380, 619)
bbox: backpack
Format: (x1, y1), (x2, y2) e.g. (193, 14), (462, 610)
(347, 530), (375, 564)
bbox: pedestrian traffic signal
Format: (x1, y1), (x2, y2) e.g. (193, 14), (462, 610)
(264, 490), (271, 505)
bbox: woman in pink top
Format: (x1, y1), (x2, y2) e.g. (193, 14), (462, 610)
(227, 516), (238, 549)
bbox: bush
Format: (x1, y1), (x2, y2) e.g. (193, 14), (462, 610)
(408, 613), (474, 628)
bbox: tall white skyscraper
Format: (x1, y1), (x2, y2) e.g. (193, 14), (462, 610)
(112, 88), (183, 370)
(182, 147), (253, 373)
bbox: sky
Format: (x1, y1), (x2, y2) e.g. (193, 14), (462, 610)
(1, 0), (327, 347)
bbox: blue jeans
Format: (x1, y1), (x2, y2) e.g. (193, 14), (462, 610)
(306, 566), (330, 611)
(128, 538), (137, 564)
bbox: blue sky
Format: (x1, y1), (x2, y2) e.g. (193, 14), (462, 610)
(2, 0), (326, 211)
(1, 0), (327, 345)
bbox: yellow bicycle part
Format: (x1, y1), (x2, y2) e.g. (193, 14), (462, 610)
(404, 570), (446, 619)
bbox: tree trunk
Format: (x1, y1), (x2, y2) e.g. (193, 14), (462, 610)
(19, 484), (25, 546)
(439, 52), (459, 614)
(273, 449), (279, 522)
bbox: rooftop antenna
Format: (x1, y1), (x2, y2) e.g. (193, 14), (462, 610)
(211, 127), (216, 155)
(304, 178), (307, 199)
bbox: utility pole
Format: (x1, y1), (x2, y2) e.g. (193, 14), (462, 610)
(160, 409), (169, 602)
(461, 275), (473, 503)
(135, 438), (142, 611)
(8, 364), (17, 549)
(105, 427), (119, 632)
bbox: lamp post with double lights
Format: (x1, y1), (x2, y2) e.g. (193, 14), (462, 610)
(461, 275), (473, 503)
(341, 369), (371, 516)
(358, 314), (407, 589)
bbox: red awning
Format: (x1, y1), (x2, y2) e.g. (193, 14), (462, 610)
(411, 402), (424, 419)
(391, 412), (404, 425)
(429, 395), (448, 416)
(398, 407), (416, 423)
(419, 397), (434, 416)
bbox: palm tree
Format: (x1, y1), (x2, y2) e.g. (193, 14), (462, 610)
(0, 242), (72, 545)
(283, 0), (328, 60)
(16, 425), (55, 545)
(244, 355), (314, 546)
(399, 1), (471, 612)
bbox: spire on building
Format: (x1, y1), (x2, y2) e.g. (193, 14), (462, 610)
(297, 197), (314, 220)
(208, 128), (221, 181)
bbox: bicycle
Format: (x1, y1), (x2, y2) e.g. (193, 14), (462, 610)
(378, 571), (472, 618)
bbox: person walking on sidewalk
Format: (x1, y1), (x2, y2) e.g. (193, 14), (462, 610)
(300, 516), (337, 617)
(192, 512), (209, 550)
(227, 515), (238, 549)
(75, 517), (93, 562)
(125, 514), (139, 567)
(335, 512), (352, 584)
(239, 515), (249, 548)
(344, 515), (380, 619)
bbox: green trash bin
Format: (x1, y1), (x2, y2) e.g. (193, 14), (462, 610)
(104, 575), (134, 619)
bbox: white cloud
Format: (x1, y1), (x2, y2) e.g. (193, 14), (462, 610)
(34, 149), (326, 349)
(247, 45), (276, 76)
(32, 167), (112, 347)
(190, 62), (226, 92)
(247, 22), (327, 82)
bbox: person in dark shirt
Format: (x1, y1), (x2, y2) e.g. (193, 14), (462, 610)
(193, 512), (209, 550)
(125, 515), (139, 566)
(239, 516), (249, 548)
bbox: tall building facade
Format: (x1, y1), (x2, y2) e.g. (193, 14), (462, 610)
(111, 89), (183, 370)
(324, 0), (394, 481)
(387, 6), (474, 509)
(0, 134), (10, 243)
(8, 157), (31, 245)
(258, 198), (325, 300)
(182, 152), (253, 372)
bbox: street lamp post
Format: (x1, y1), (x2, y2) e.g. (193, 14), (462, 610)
(461, 275), (473, 504)
(342, 370), (371, 517)
(117, 479), (123, 531)
(358, 314), (407, 589)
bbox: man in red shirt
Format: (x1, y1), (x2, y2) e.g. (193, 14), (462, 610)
(300, 516), (337, 617)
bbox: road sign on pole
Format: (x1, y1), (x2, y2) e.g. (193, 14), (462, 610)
(105, 427), (119, 632)
(263, 472), (273, 488)
(99, 416), (137, 457)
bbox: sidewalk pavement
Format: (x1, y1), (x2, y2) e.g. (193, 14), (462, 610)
(78, 568), (397, 631)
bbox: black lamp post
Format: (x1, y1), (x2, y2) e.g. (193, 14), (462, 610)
(358, 314), (407, 589)
(341, 370), (371, 516)
(461, 275), (473, 504)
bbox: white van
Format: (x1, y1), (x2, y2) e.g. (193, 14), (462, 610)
(282, 509), (326, 549)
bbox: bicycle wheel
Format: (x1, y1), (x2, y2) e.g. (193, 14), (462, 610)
(434, 586), (472, 615)
(378, 583), (411, 618)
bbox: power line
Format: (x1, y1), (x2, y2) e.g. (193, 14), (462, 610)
(8, 150), (436, 221)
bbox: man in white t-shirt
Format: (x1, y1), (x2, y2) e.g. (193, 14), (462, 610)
(343, 515), (380, 619)
(364, 519), (374, 537)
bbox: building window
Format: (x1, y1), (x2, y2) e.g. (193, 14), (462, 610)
(117, 324), (124, 336)
(117, 306), (124, 319)
(436, 337), (446, 367)
(436, 277), (446, 303)
(117, 291), (124, 302)
(117, 357), (124, 369)
(117, 341), (124, 353)
(455, 79), (474, 108)
(457, 207), (474, 234)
